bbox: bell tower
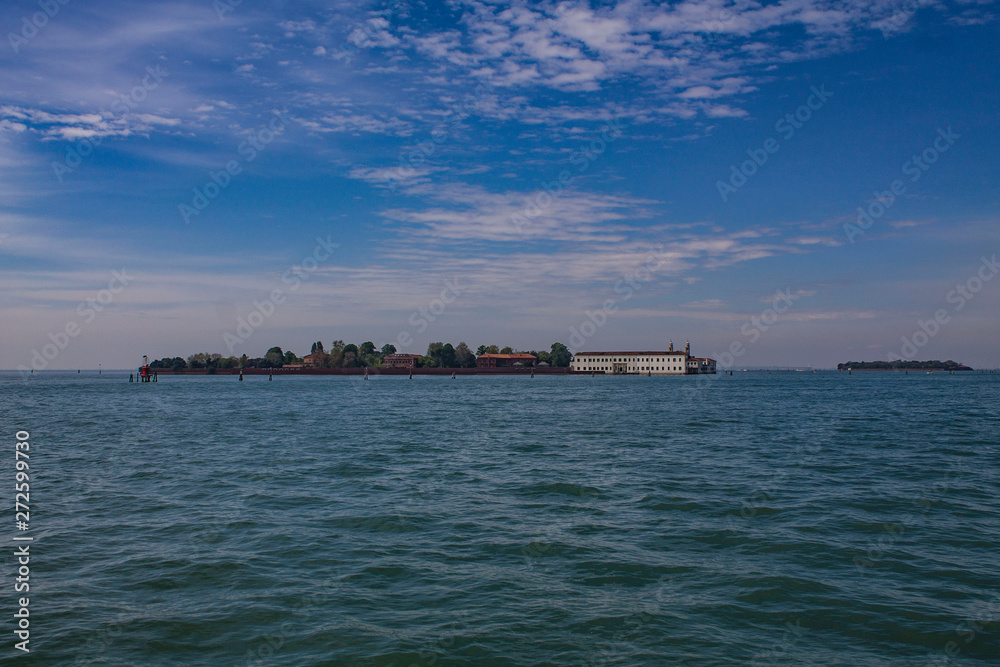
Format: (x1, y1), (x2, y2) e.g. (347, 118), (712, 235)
(668, 340), (673, 353)
(685, 341), (690, 356)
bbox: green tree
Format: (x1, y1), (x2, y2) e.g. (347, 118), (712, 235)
(536, 350), (552, 365)
(311, 341), (325, 355)
(426, 342), (456, 368)
(454, 342), (476, 368)
(549, 342), (571, 367)
(331, 340), (345, 353)
(341, 344), (359, 368)
(283, 350), (299, 364)
(358, 341), (380, 367)
(481, 345), (499, 355)
(500, 346), (514, 354)
(218, 356), (239, 369)
(381, 343), (397, 357)
(265, 347), (284, 366)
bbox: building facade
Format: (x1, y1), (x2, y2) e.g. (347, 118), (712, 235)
(476, 353), (538, 368)
(570, 341), (716, 375)
(302, 352), (327, 367)
(383, 353), (421, 369)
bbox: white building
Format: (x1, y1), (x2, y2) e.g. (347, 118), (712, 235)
(570, 341), (717, 375)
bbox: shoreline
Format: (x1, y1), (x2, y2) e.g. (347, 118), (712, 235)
(149, 367), (583, 376)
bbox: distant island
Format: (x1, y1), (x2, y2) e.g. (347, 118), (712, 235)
(837, 360), (973, 371)
(147, 341), (573, 372)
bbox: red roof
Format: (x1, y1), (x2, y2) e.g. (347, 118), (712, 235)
(478, 353), (537, 359)
(574, 351), (688, 356)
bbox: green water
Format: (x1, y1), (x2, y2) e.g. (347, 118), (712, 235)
(2, 371), (998, 665)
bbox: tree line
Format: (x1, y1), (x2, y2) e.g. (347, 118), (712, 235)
(837, 360), (973, 371)
(148, 341), (572, 371)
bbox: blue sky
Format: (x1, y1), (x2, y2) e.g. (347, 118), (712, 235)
(1, 0), (998, 370)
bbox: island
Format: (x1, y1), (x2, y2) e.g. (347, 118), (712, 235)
(145, 341), (574, 375)
(837, 360), (973, 371)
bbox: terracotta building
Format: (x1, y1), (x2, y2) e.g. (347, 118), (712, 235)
(476, 353), (537, 368)
(383, 353), (422, 369)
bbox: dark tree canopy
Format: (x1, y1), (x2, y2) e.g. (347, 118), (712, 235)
(454, 342), (476, 368)
(549, 342), (571, 367)
(838, 360), (972, 371)
(157, 340), (579, 371)
(426, 342), (456, 369)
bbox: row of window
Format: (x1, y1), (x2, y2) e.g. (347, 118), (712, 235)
(578, 366), (686, 372)
(575, 357), (685, 364)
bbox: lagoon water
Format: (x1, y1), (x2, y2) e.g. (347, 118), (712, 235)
(2, 371), (999, 665)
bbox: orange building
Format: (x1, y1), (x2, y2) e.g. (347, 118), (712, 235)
(383, 353), (422, 369)
(302, 352), (327, 367)
(476, 353), (537, 368)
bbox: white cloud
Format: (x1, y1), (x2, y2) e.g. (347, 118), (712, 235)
(703, 104), (748, 118)
(349, 17), (401, 48)
(0, 106), (180, 141)
(298, 113), (415, 136)
(279, 19), (318, 36)
(0, 120), (28, 133)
